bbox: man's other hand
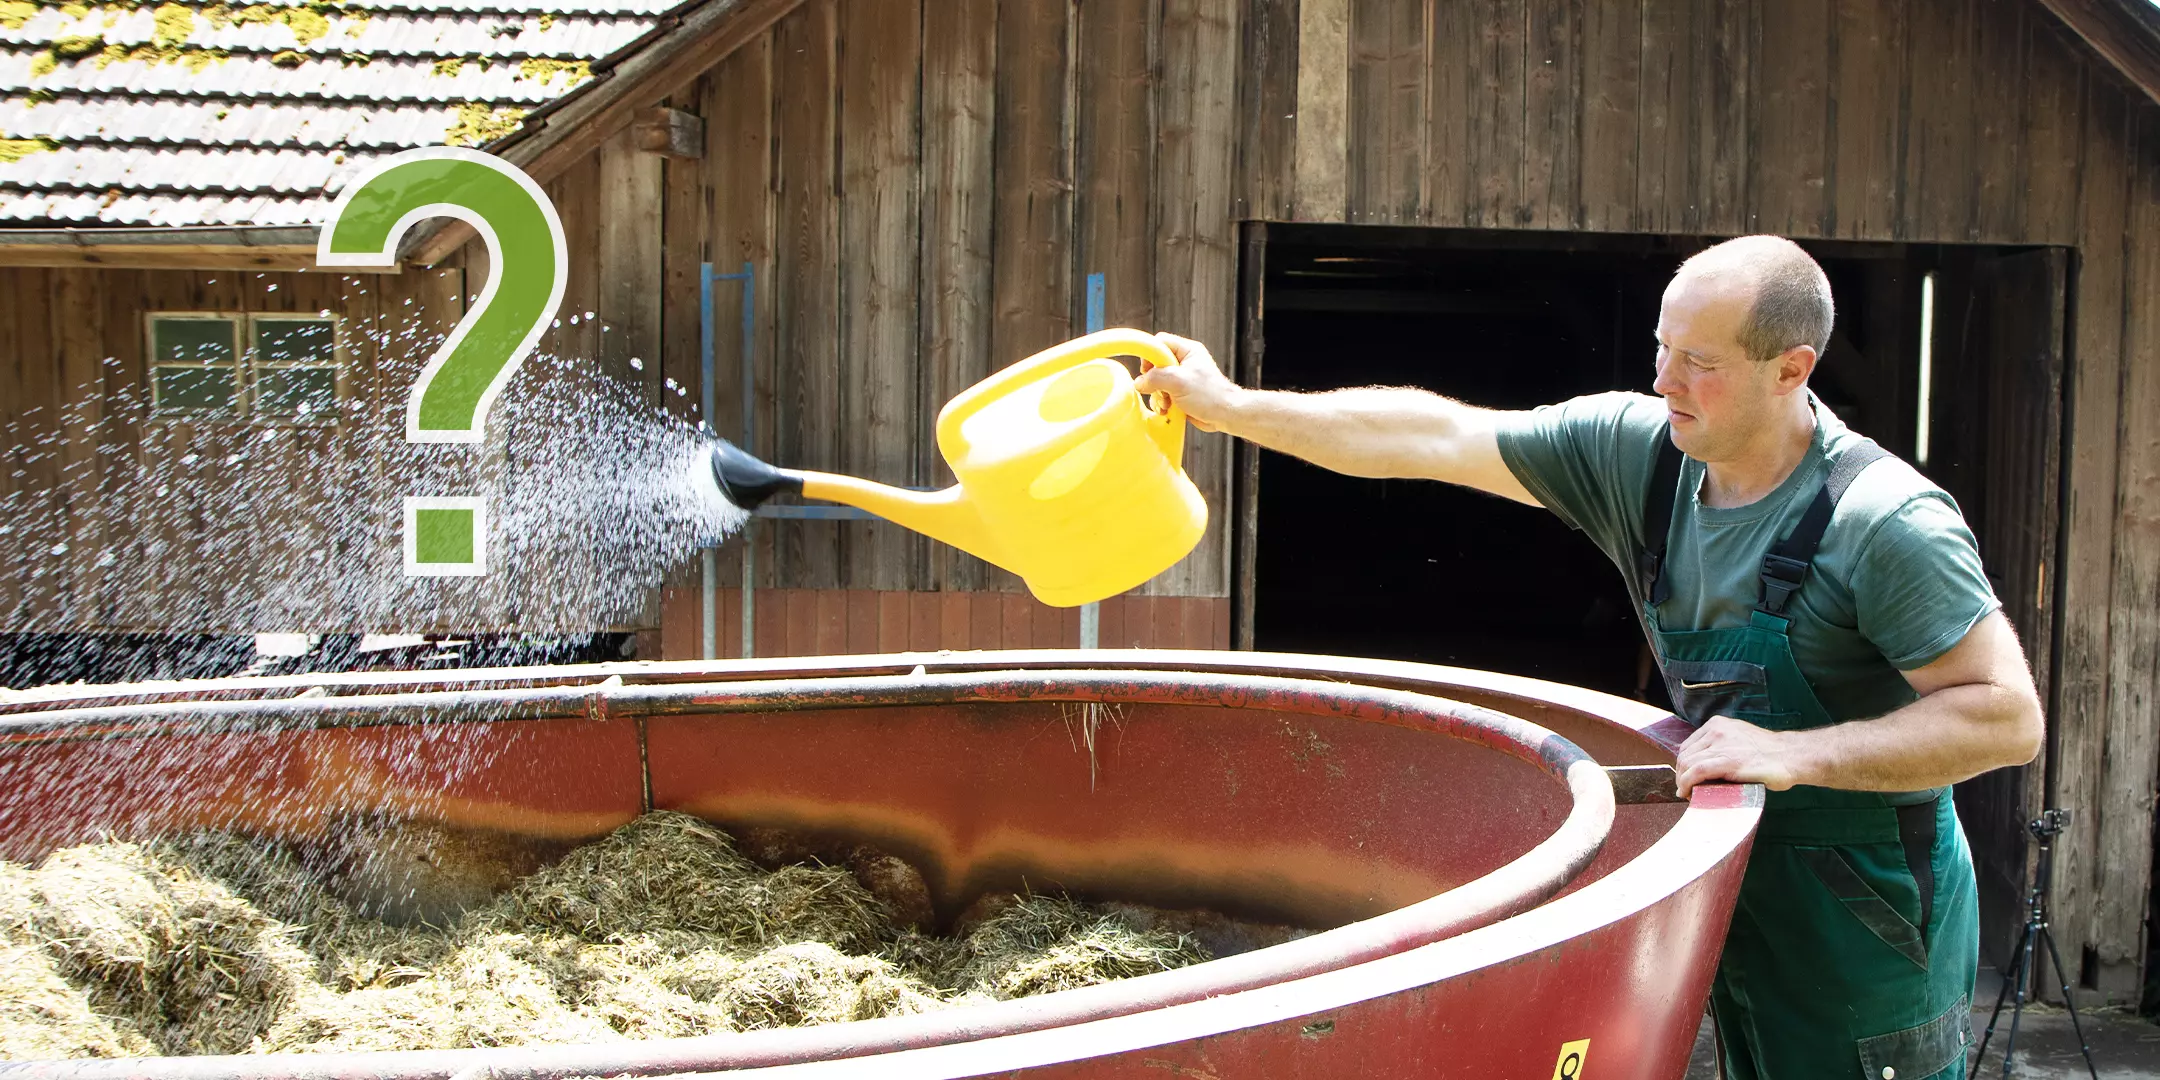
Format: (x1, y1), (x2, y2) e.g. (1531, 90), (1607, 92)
(1674, 715), (1799, 797)
(1135, 333), (1242, 432)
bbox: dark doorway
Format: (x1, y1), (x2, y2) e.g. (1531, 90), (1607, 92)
(1232, 225), (2067, 965)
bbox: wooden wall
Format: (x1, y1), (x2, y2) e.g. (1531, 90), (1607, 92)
(660, 0), (1243, 607)
(1244, 0), (2160, 1002)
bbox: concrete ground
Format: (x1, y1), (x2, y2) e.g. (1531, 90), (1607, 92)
(1683, 967), (2160, 1078)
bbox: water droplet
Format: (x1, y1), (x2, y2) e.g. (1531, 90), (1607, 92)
(629, 358), (643, 370)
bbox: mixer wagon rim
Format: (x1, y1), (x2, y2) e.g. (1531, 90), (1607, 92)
(0, 666), (1617, 1080)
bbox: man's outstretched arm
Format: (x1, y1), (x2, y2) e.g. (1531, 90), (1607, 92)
(1135, 333), (1538, 505)
(1673, 609), (2044, 796)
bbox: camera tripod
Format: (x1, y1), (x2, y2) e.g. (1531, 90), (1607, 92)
(1971, 809), (2098, 1078)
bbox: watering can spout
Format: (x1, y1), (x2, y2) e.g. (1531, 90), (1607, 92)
(705, 439), (1004, 568)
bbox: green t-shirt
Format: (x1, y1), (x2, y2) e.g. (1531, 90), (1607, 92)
(1495, 391), (2001, 723)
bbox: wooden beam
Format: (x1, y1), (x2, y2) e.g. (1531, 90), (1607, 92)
(2034, 0), (2160, 106)
(634, 105), (706, 159)
(0, 245), (362, 272)
(409, 0), (807, 266)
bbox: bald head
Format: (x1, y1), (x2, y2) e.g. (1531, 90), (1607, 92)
(1676, 236), (1834, 365)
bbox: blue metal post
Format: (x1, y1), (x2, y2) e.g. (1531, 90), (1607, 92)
(1080, 272), (1106, 650)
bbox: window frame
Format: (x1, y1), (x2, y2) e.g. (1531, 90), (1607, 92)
(145, 311), (347, 424)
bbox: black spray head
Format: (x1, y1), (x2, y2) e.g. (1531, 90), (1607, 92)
(706, 438), (804, 510)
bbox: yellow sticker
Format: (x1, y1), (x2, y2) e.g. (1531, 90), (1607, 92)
(1551, 1040), (1590, 1080)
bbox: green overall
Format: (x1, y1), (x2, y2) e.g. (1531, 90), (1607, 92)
(1637, 433), (1978, 1080)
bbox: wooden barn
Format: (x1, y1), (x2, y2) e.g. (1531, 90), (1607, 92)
(4, 0), (2160, 1008)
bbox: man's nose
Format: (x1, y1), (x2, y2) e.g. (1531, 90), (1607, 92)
(1652, 354), (1683, 396)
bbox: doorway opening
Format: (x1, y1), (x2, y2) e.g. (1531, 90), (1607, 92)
(1233, 224), (2066, 966)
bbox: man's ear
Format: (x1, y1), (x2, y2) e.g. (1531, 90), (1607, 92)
(1775, 344), (1818, 394)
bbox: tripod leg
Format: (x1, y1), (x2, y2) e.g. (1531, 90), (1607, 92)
(1974, 922), (2030, 1069)
(2002, 920), (2041, 1076)
(2039, 927), (2100, 1080)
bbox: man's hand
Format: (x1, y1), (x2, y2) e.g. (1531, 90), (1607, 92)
(1674, 715), (1802, 797)
(1134, 333), (1243, 432)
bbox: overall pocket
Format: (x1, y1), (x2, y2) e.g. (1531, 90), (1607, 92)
(1661, 658), (1783, 725)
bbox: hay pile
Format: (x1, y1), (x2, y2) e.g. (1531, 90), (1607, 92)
(0, 812), (1218, 1060)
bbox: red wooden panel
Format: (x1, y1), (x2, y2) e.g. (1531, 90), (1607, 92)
(816, 589), (849, 655)
(756, 586), (788, 659)
(786, 589), (820, 657)
(721, 586), (742, 660)
(1182, 597), (1214, 652)
(659, 585), (697, 660)
(940, 591), (973, 650)
(971, 592), (1003, 650)
(1098, 594), (1126, 650)
(1212, 596), (1231, 651)
(1122, 595), (1153, 648)
(878, 591), (911, 653)
(1154, 595), (1183, 650)
(1002, 592), (1033, 649)
(1032, 596), (1062, 648)
(909, 590), (942, 652)
(846, 589), (880, 654)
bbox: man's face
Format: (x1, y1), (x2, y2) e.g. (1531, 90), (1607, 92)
(1652, 272), (1780, 461)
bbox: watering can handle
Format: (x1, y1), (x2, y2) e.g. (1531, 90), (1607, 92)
(938, 328), (1188, 466)
(1128, 335), (1189, 466)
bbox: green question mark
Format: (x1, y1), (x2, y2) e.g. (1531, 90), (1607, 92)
(316, 147), (567, 577)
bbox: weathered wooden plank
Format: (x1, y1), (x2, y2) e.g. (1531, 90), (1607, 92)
(599, 127), (666, 406)
(1155, 0), (1239, 598)
(1523, 0), (1583, 229)
(53, 269), (108, 627)
(1577, 0), (1639, 232)
(1422, 0), (1472, 225)
(1464, 0), (1526, 228)
(1973, 0), (2031, 243)
(838, 0), (924, 592)
(707, 35), (777, 597)
(991, 0), (1076, 362)
(1237, 0), (1301, 220)
(1693, 0), (1750, 234)
(1347, 0), (1426, 222)
(1232, 222), (1265, 649)
(919, 0), (997, 592)
(1293, 0), (1351, 221)
(2096, 102), (2160, 993)
(2022, 21), (2088, 246)
(2054, 66), (2127, 949)
(1076, 0), (1159, 329)
(1901, 0), (1979, 241)
(1751, 0), (1831, 236)
(774, 0), (843, 590)
(1826, 0), (1905, 239)
(1634, 0), (1694, 233)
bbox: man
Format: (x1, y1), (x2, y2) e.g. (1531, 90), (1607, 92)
(1136, 235), (2044, 1080)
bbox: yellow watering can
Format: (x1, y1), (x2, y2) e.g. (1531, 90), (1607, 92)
(706, 329), (1206, 607)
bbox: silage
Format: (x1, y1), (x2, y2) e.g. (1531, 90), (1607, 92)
(0, 811), (1219, 1060)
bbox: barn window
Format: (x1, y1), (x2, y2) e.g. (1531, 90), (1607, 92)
(149, 315), (240, 413)
(248, 316), (340, 420)
(147, 313), (341, 421)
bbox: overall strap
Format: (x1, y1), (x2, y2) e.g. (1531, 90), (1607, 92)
(1757, 439), (1892, 616)
(1637, 429), (1687, 606)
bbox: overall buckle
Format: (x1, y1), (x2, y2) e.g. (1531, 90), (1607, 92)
(1758, 553), (1809, 614)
